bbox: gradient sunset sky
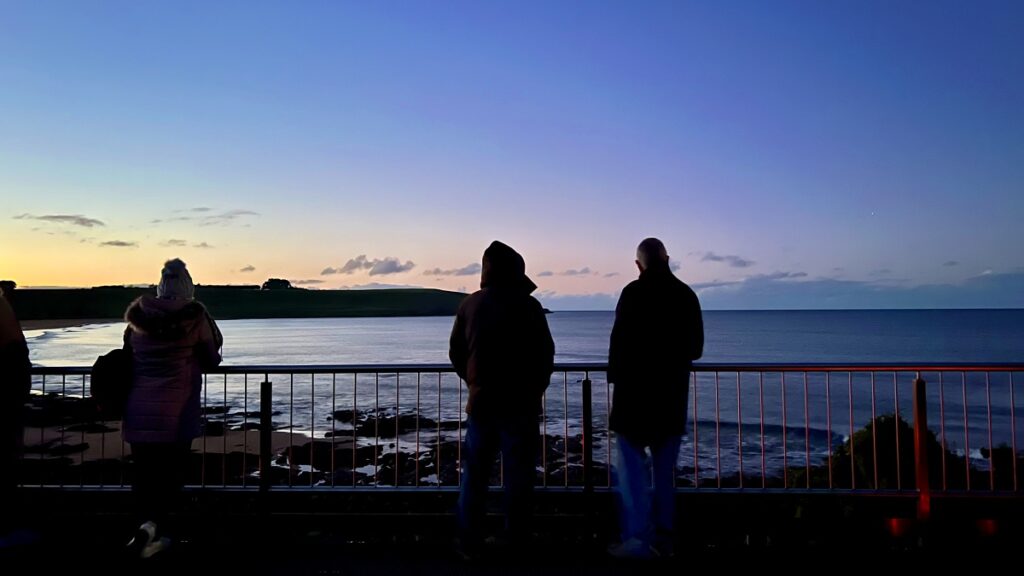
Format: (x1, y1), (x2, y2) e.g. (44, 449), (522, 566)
(2, 1), (1022, 309)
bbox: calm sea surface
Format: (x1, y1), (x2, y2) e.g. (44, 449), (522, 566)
(26, 309), (1024, 366)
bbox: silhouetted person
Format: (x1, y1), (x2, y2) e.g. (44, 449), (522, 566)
(449, 241), (554, 559)
(123, 259), (222, 559)
(0, 281), (31, 548)
(607, 238), (703, 559)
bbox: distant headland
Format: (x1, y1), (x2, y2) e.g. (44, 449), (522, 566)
(12, 281), (468, 323)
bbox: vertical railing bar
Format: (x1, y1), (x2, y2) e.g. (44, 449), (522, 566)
(849, 372), (854, 490)
(781, 372), (788, 489)
(871, 372), (878, 490)
(220, 374), (226, 488)
(894, 372), (901, 491)
(759, 371), (765, 488)
(436, 373), (441, 488)
(374, 372), (380, 487)
(986, 371), (994, 491)
(582, 371), (593, 494)
(352, 373), (357, 488)
(288, 373), (294, 488)
(90, 372), (105, 487)
(415, 372), (421, 488)
(310, 372), (315, 488)
(602, 377), (610, 487)
(202, 373), (208, 488)
(460, 368), (464, 485)
(458, 374), (463, 488)
(692, 371), (698, 488)
(59, 374), (66, 488)
(826, 372), (832, 490)
(83, 374), (90, 488)
(331, 373), (336, 488)
(962, 372), (970, 491)
(40, 375), (45, 488)
(259, 375), (271, 494)
(542, 387), (548, 489)
(939, 372), (947, 491)
(803, 372), (809, 489)
(1011, 372), (1018, 492)
(715, 372), (721, 489)
(243, 374), (248, 489)
(395, 372), (401, 487)
(736, 372), (743, 489)
(563, 372), (569, 488)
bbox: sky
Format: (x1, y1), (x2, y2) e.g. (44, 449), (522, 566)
(1, 1), (1022, 309)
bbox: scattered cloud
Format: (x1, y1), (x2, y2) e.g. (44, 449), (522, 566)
(423, 263), (481, 276)
(151, 216), (195, 224)
(870, 268), (893, 276)
(200, 209), (259, 226)
(748, 271), (808, 281)
(15, 213), (105, 228)
(943, 261), (959, 267)
(239, 265), (256, 273)
(538, 271), (555, 277)
(162, 239), (187, 247)
(340, 282), (425, 290)
(292, 279), (325, 285)
(699, 251), (755, 268)
(603, 272), (620, 278)
(323, 255), (416, 276)
(175, 207), (211, 213)
(193, 242), (214, 249)
(670, 261), (681, 272)
(370, 258), (416, 275)
(536, 291), (620, 311)
(561, 267), (594, 276)
(693, 271), (1024, 309)
(99, 240), (137, 248)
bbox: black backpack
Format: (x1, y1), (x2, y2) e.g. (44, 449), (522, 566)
(90, 330), (133, 420)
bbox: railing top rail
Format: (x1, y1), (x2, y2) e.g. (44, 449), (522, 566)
(29, 362), (1024, 376)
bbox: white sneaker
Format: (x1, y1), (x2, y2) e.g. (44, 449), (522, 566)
(126, 521), (157, 553)
(607, 537), (655, 560)
(140, 536), (172, 559)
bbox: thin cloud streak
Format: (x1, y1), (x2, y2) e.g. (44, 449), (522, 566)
(423, 263), (481, 276)
(699, 251), (755, 268)
(15, 213), (105, 228)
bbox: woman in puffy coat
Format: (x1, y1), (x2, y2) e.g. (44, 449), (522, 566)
(122, 259), (222, 559)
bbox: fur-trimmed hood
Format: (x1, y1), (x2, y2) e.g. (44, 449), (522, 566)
(125, 296), (211, 340)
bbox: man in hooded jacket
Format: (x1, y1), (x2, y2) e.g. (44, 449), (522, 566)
(449, 241), (554, 558)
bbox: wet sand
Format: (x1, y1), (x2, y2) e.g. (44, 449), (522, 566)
(21, 318), (120, 331)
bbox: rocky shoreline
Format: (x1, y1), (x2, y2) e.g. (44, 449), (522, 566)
(18, 391), (607, 489)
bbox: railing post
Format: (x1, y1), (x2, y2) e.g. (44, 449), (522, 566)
(581, 377), (593, 494)
(260, 378), (272, 495)
(913, 372), (930, 521)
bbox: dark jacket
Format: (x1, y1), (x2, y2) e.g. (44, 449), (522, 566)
(608, 263), (703, 443)
(123, 296), (223, 444)
(0, 297), (30, 420)
(449, 242), (555, 420)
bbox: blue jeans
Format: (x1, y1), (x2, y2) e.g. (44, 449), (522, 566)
(457, 415), (539, 546)
(613, 433), (682, 547)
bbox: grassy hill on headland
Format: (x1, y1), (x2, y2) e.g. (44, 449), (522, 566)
(12, 285), (468, 321)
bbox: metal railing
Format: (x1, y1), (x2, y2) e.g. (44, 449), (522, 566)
(22, 363), (1024, 512)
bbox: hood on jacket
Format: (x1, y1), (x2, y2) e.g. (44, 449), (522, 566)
(125, 296), (208, 340)
(480, 240), (537, 294)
